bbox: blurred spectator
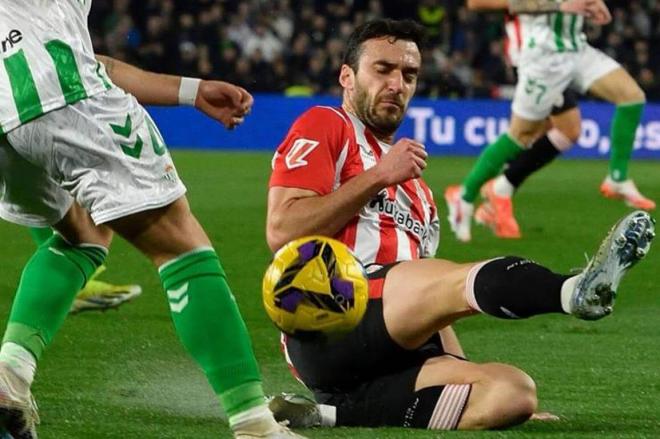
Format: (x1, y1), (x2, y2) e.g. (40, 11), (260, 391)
(88, 0), (660, 101)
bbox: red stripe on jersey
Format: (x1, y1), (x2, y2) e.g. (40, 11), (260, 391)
(375, 186), (399, 264)
(514, 15), (522, 51)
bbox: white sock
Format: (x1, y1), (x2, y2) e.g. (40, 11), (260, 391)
(493, 175), (515, 198)
(560, 275), (581, 314)
(229, 403), (278, 431)
(319, 404), (337, 427)
(0, 342), (36, 385)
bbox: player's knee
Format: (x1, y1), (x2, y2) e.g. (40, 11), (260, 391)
(618, 85), (646, 105)
(558, 125), (581, 145)
(473, 364), (537, 429)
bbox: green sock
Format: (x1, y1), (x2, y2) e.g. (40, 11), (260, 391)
(462, 133), (523, 202)
(3, 234), (106, 360)
(29, 227), (54, 247)
(159, 248), (264, 419)
(609, 102), (644, 182)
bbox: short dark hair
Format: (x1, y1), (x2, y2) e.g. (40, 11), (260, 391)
(342, 19), (426, 71)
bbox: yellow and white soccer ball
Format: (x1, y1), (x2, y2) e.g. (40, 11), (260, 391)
(262, 236), (369, 335)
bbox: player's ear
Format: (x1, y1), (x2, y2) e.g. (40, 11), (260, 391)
(339, 64), (355, 90)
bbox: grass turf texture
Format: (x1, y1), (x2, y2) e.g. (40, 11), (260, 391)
(0, 151), (658, 438)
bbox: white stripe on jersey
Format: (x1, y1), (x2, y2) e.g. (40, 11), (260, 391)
(333, 139), (350, 191)
(0, 0), (110, 132)
(345, 111), (382, 263)
(394, 186), (413, 260)
(318, 105), (349, 126)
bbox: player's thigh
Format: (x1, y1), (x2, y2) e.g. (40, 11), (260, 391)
(381, 258), (478, 349)
(0, 134), (73, 228)
(417, 356), (537, 430)
(577, 46), (643, 104)
(109, 195), (211, 266)
(7, 88), (187, 228)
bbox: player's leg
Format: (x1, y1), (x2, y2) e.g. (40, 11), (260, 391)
(108, 196), (295, 438)
(445, 58), (566, 241)
(0, 210), (110, 437)
(579, 48), (654, 209)
(477, 95), (582, 238)
(384, 210), (654, 349)
(27, 226), (142, 313)
(278, 299), (536, 430)
(501, 92), (582, 193)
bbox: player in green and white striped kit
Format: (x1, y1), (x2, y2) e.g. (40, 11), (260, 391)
(445, 0), (654, 242)
(0, 1), (305, 438)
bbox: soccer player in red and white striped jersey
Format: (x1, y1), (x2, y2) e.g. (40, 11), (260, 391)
(266, 18), (654, 432)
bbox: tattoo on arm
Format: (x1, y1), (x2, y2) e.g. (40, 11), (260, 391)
(509, 0), (561, 13)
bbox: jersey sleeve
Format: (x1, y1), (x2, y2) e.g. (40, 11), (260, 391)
(269, 107), (348, 196)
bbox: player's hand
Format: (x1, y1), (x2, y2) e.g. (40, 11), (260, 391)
(586, 0), (612, 25)
(195, 80), (253, 130)
(559, 0), (597, 15)
(530, 412), (560, 422)
(375, 138), (428, 186)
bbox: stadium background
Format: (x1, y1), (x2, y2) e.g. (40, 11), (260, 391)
(0, 1), (658, 438)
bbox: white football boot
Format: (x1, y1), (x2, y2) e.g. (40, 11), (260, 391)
(444, 185), (474, 242)
(569, 210), (654, 320)
(0, 362), (38, 439)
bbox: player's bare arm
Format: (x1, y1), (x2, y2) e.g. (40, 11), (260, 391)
(507, 0), (598, 14)
(266, 137), (427, 252)
(466, 0), (509, 11)
(96, 55), (252, 129)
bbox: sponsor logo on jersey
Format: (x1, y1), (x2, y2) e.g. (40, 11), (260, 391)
(285, 138), (319, 169)
(1, 30), (22, 54)
(368, 191), (430, 243)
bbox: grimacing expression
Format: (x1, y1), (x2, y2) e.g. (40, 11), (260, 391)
(351, 37), (421, 135)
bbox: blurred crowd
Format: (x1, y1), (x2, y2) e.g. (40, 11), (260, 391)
(90, 0), (660, 100)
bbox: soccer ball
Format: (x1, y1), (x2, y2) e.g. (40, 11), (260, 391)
(262, 235), (369, 335)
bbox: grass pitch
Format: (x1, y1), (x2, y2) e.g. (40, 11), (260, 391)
(0, 151), (658, 438)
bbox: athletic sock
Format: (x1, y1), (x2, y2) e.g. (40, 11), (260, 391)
(158, 248), (264, 420)
(0, 342), (37, 385)
(464, 257), (570, 319)
(28, 227), (54, 247)
(2, 234), (107, 361)
(504, 131), (563, 188)
(493, 175), (515, 198)
(609, 102), (644, 182)
(462, 134), (523, 202)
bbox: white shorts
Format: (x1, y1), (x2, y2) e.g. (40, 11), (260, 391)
(512, 45), (620, 120)
(0, 87), (186, 226)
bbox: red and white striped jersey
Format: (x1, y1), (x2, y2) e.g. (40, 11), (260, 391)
(269, 105), (440, 289)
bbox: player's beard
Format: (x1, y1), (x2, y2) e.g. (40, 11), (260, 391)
(352, 83), (405, 138)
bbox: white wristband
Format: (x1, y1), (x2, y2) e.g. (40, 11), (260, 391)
(178, 77), (201, 106)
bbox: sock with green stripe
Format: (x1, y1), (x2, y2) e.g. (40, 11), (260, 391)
(461, 133), (524, 202)
(29, 227), (54, 247)
(609, 102), (644, 182)
(159, 248), (266, 421)
(2, 234), (107, 375)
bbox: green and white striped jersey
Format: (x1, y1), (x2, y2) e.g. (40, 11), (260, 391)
(0, 0), (113, 134)
(518, 12), (587, 54)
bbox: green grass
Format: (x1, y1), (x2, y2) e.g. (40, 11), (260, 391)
(0, 151), (659, 438)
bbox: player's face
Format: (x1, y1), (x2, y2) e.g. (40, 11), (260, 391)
(345, 38), (421, 136)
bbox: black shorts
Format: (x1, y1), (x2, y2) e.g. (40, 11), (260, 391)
(284, 265), (451, 427)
